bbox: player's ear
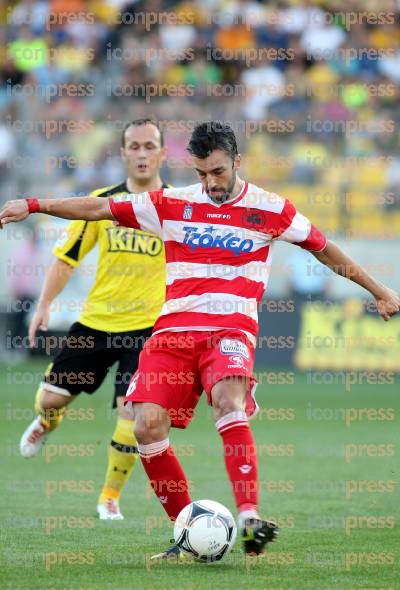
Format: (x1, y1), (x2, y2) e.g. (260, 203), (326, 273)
(120, 147), (127, 162)
(160, 145), (167, 162)
(234, 154), (241, 170)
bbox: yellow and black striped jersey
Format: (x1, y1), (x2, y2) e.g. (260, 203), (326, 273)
(53, 182), (166, 332)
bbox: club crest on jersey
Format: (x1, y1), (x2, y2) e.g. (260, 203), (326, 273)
(242, 210), (266, 230)
(183, 204), (193, 220)
(220, 339), (250, 360)
(182, 226), (253, 256)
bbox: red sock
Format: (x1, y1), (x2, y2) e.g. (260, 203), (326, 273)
(216, 411), (258, 512)
(138, 439), (192, 520)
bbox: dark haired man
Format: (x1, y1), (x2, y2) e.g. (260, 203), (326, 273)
(17, 119), (168, 520)
(2, 121), (398, 556)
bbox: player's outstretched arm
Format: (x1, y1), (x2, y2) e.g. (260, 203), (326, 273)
(312, 239), (400, 321)
(0, 197), (113, 228)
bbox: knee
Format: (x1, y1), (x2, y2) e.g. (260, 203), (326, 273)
(212, 382), (246, 422)
(39, 389), (67, 411)
(40, 397), (54, 411)
(213, 396), (244, 421)
(134, 405), (169, 444)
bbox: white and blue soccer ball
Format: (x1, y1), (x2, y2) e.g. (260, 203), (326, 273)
(174, 499), (237, 562)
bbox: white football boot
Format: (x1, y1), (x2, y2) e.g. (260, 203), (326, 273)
(20, 416), (48, 458)
(96, 498), (124, 520)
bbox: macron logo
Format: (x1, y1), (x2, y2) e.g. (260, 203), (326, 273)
(206, 213), (231, 219)
(239, 464), (252, 474)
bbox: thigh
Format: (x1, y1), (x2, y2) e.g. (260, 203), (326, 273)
(44, 322), (115, 395)
(40, 389), (77, 409)
(211, 376), (248, 404)
(199, 330), (259, 418)
(125, 332), (203, 429)
(112, 327), (153, 408)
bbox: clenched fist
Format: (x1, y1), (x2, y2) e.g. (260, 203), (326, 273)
(374, 286), (400, 321)
(0, 200), (29, 228)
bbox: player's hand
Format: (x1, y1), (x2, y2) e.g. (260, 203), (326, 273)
(374, 287), (400, 321)
(0, 200), (29, 228)
(29, 306), (50, 347)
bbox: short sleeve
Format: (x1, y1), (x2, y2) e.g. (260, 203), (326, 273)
(274, 199), (327, 252)
(109, 189), (163, 237)
(53, 219), (98, 267)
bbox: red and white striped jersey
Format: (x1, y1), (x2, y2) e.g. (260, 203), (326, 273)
(109, 181), (326, 344)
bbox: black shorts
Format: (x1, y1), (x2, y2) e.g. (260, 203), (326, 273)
(43, 322), (153, 407)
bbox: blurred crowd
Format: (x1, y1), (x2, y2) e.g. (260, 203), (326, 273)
(1, 0), (400, 235)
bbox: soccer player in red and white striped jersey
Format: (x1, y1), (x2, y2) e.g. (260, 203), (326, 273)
(108, 162), (326, 346)
(1, 121), (399, 559)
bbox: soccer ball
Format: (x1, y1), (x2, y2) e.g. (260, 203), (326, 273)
(173, 499), (237, 562)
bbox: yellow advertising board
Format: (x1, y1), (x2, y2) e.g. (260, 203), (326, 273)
(295, 300), (400, 371)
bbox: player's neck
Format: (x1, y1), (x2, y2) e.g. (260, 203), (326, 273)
(231, 177), (245, 200)
(126, 175), (163, 193)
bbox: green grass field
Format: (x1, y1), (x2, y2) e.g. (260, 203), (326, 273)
(1, 360), (398, 590)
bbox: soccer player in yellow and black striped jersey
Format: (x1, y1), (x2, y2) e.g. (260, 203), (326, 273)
(19, 119), (168, 520)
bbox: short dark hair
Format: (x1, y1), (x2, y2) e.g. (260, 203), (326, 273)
(122, 118), (164, 147)
(187, 121), (238, 160)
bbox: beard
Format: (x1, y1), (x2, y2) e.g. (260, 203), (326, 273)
(207, 169), (237, 203)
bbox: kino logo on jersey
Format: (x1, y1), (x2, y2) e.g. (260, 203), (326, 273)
(182, 226), (253, 256)
(106, 227), (163, 255)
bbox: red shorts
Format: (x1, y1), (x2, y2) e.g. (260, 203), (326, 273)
(125, 329), (258, 428)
